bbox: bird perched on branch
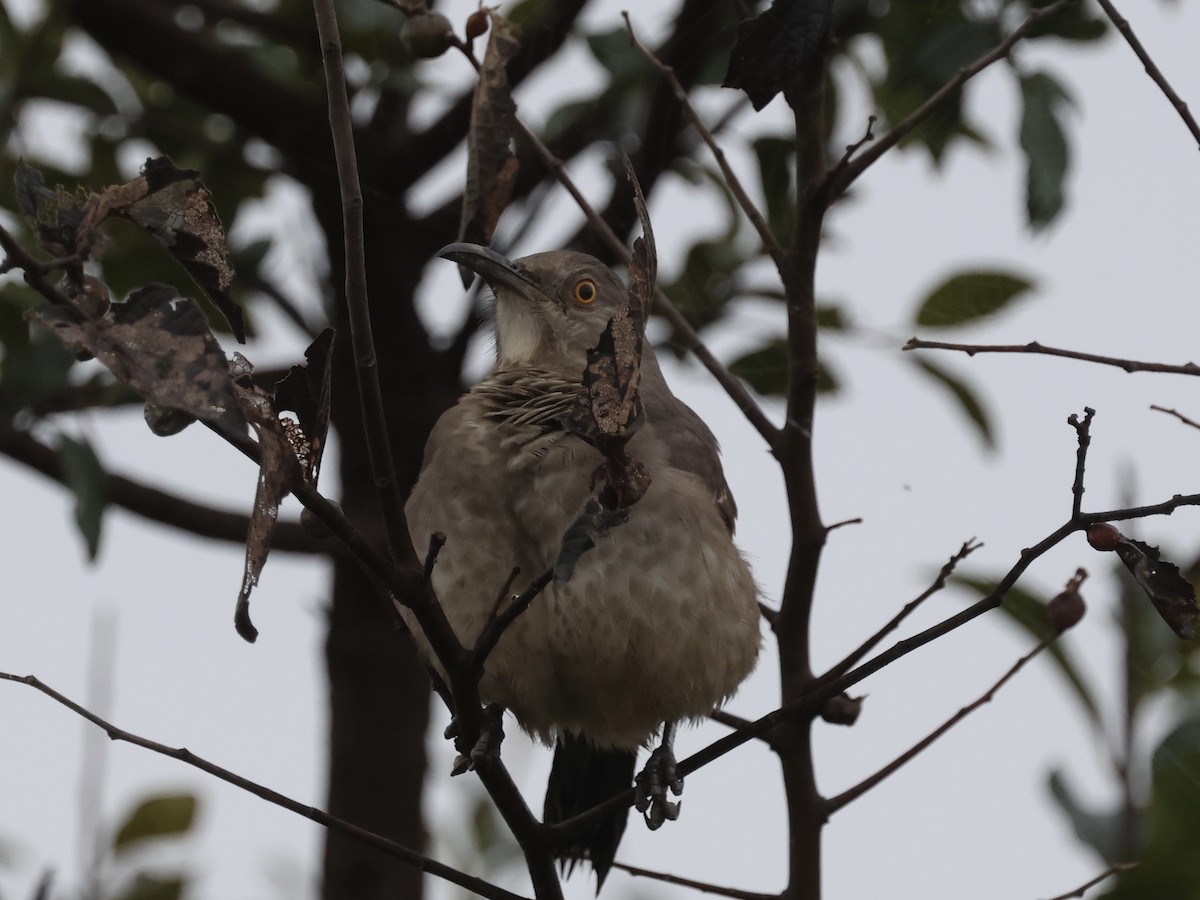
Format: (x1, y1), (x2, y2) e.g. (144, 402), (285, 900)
(402, 242), (760, 888)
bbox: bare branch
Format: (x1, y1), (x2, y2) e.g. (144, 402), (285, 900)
(612, 860), (777, 900)
(622, 13), (789, 276)
(820, 539), (982, 684)
(825, 638), (1053, 814)
(312, 0), (413, 570)
(1095, 0), (1200, 150)
(469, 567), (555, 679)
(1151, 404), (1200, 430)
(904, 338), (1200, 376)
(0, 672), (529, 900)
(1067, 407), (1096, 520)
(825, 0), (1076, 200)
(1041, 862), (1138, 900)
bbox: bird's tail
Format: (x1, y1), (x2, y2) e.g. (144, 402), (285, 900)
(543, 733), (637, 891)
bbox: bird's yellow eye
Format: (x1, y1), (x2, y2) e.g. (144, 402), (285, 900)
(573, 278), (597, 304)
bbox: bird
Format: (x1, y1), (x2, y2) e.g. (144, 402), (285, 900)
(401, 242), (761, 888)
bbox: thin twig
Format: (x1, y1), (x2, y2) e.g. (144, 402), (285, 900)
(469, 567), (555, 678)
(709, 709), (754, 731)
(0, 672), (529, 900)
(1067, 408), (1096, 520)
(820, 539), (982, 684)
(623, 13), (789, 276)
(312, 0), (413, 569)
(1041, 861), (1138, 900)
(1151, 404), (1200, 430)
(824, 517), (863, 534)
(834, 115), (876, 169)
(904, 338), (1200, 376)
(612, 860), (777, 900)
(825, 638), (1053, 814)
(1095, 0), (1200, 149)
(824, 0), (1077, 200)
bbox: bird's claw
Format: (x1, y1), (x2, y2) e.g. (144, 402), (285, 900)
(447, 704), (505, 776)
(634, 742), (683, 830)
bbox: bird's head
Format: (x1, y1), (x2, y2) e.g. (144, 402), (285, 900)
(440, 243), (628, 374)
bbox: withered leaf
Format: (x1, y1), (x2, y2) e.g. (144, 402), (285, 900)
(723, 0), (833, 111)
(563, 160), (654, 451)
(84, 157), (244, 342)
(16, 158), (244, 342)
(27, 283), (244, 436)
(14, 160), (86, 255)
(556, 163), (658, 582)
(271, 328), (334, 487)
(233, 381), (305, 643)
(231, 332), (334, 641)
(1113, 538), (1200, 640)
(457, 11), (520, 285)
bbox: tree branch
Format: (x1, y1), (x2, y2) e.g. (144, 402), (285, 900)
(0, 427), (321, 552)
(823, 0), (1077, 201)
(1068, 407), (1096, 520)
(612, 860), (778, 900)
(819, 539), (982, 684)
(825, 638), (1053, 814)
(1150, 404), (1200, 430)
(1042, 862), (1138, 900)
(1095, 0), (1200, 150)
(623, 14), (789, 277)
(0, 672), (529, 900)
(904, 338), (1200, 376)
(312, 0), (412, 571)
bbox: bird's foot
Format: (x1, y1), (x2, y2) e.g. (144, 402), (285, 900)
(634, 741), (683, 830)
(446, 703), (506, 775)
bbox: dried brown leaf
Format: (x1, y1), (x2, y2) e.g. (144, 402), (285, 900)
(271, 328), (334, 486)
(457, 11), (521, 281)
(231, 331), (335, 641)
(27, 283), (244, 435)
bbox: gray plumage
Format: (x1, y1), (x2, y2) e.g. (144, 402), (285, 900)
(402, 243), (761, 883)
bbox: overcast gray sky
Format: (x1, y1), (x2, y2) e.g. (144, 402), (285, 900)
(3, 2), (1200, 899)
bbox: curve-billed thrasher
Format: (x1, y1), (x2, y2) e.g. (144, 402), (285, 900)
(403, 242), (760, 886)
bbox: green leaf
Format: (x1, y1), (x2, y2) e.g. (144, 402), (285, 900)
(113, 874), (186, 900)
(816, 303), (849, 331)
(730, 338), (788, 396)
(586, 28), (646, 83)
(752, 136), (797, 246)
(1020, 72), (1073, 229)
(1047, 769), (1124, 863)
(1106, 715), (1200, 897)
(660, 237), (747, 335)
(956, 576), (1102, 726)
(1025, 1), (1108, 42)
(113, 794), (197, 852)
(914, 270), (1035, 327)
(728, 337), (839, 397)
(910, 358), (994, 448)
(54, 435), (109, 561)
